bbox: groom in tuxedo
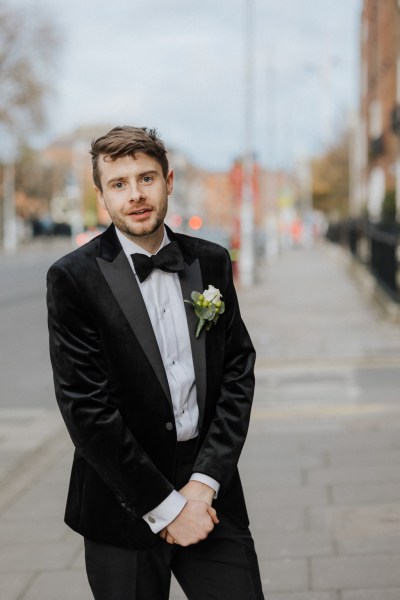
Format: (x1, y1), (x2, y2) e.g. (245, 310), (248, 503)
(47, 126), (264, 600)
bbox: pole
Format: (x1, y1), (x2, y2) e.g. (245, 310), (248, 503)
(3, 161), (17, 254)
(239, 0), (255, 287)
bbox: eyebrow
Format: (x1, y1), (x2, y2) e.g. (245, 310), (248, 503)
(106, 170), (159, 186)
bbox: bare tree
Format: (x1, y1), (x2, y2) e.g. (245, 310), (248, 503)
(0, 1), (60, 250)
(0, 0), (60, 133)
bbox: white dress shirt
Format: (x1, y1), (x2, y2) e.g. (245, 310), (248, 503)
(115, 227), (219, 533)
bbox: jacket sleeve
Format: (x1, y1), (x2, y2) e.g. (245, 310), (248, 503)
(47, 263), (174, 519)
(192, 249), (256, 490)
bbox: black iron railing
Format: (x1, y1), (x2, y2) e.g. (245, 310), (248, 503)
(326, 219), (400, 303)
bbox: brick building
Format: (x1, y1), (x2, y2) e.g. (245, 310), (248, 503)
(352, 0), (400, 218)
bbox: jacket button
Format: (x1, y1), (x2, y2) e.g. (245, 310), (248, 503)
(165, 422), (174, 431)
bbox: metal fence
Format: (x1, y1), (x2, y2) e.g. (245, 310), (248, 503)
(326, 219), (400, 303)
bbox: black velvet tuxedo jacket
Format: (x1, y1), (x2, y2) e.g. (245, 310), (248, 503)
(47, 224), (256, 550)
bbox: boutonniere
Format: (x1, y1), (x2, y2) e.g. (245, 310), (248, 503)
(185, 285), (225, 338)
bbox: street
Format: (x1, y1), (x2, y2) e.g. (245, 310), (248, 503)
(1, 239), (400, 599)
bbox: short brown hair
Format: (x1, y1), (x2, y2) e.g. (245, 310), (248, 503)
(90, 126), (169, 191)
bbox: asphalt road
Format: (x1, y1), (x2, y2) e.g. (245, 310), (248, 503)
(0, 239), (72, 409)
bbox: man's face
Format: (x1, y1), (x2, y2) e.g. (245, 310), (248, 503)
(94, 152), (173, 245)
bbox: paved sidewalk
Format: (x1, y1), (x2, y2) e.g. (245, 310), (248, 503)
(1, 241), (400, 599)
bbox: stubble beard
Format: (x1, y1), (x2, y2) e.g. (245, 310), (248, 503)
(112, 203), (167, 241)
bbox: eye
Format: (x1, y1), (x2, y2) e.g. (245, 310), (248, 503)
(141, 175), (153, 184)
(113, 181), (125, 189)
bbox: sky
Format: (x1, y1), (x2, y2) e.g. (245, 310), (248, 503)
(14, 0), (361, 171)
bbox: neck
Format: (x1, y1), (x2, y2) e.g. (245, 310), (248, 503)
(117, 225), (165, 254)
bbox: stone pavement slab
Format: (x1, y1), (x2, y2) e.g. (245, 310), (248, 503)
(267, 594), (338, 600)
(342, 590), (400, 600)
(311, 555), (400, 590)
(259, 558), (308, 593)
(0, 574), (33, 600)
(21, 570), (92, 600)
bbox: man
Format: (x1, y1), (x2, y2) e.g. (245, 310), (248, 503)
(47, 126), (264, 600)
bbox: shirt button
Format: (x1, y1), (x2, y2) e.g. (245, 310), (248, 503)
(165, 422), (174, 431)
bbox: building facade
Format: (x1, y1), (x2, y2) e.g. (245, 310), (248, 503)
(352, 0), (400, 219)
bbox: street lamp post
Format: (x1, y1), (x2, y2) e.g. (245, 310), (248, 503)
(3, 162), (17, 254)
(0, 128), (18, 254)
(239, 0), (256, 288)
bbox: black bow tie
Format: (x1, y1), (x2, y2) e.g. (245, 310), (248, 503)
(131, 241), (185, 283)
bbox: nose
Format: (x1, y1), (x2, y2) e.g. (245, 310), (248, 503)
(130, 182), (145, 203)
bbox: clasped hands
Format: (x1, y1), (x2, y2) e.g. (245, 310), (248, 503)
(159, 480), (219, 547)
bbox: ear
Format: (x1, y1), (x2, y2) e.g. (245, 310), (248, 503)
(166, 169), (174, 196)
(94, 185), (106, 209)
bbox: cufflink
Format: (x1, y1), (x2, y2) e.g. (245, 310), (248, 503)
(148, 516), (156, 524)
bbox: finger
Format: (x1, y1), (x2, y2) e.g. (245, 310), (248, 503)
(207, 506), (219, 524)
(165, 532), (175, 545)
(159, 528), (167, 540)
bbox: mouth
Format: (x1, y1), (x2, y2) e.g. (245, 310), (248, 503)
(127, 208), (152, 218)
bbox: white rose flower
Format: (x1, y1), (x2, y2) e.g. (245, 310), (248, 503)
(203, 285), (222, 304)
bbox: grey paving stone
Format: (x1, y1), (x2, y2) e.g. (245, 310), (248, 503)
(0, 573), (32, 600)
(342, 589), (400, 600)
(241, 452), (324, 470)
(309, 504), (400, 554)
(311, 555), (400, 590)
(309, 503), (400, 530)
(242, 468), (303, 489)
(0, 540), (81, 573)
(336, 533), (400, 555)
(332, 483), (400, 505)
(0, 478), (67, 522)
(260, 558), (308, 592)
(170, 576), (186, 599)
(254, 530), (333, 559)
(0, 451), (26, 481)
(69, 544), (85, 570)
(247, 506), (306, 532)
(268, 594), (337, 600)
(299, 431), (400, 452)
(0, 518), (68, 544)
(308, 466), (400, 486)
(327, 449), (400, 467)
(246, 486), (329, 509)
(0, 495), (64, 522)
(21, 570), (92, 600)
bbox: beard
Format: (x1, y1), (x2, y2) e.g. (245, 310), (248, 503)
(112, 212), (165, 239)
(109, 199), (168, 241)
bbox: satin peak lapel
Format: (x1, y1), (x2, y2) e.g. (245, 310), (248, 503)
(179, 259), (207, 428)
(96, 250), (172, 406)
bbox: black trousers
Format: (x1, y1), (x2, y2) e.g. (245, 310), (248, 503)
(84, 440), (265, 600)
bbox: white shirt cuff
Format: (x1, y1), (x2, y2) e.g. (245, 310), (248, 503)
(190, 473), (220, 499)
(142, 491), (187, 534)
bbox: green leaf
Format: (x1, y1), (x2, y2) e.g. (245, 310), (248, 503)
(191, 291), (201, 303)
(194, 306), (214, 320)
